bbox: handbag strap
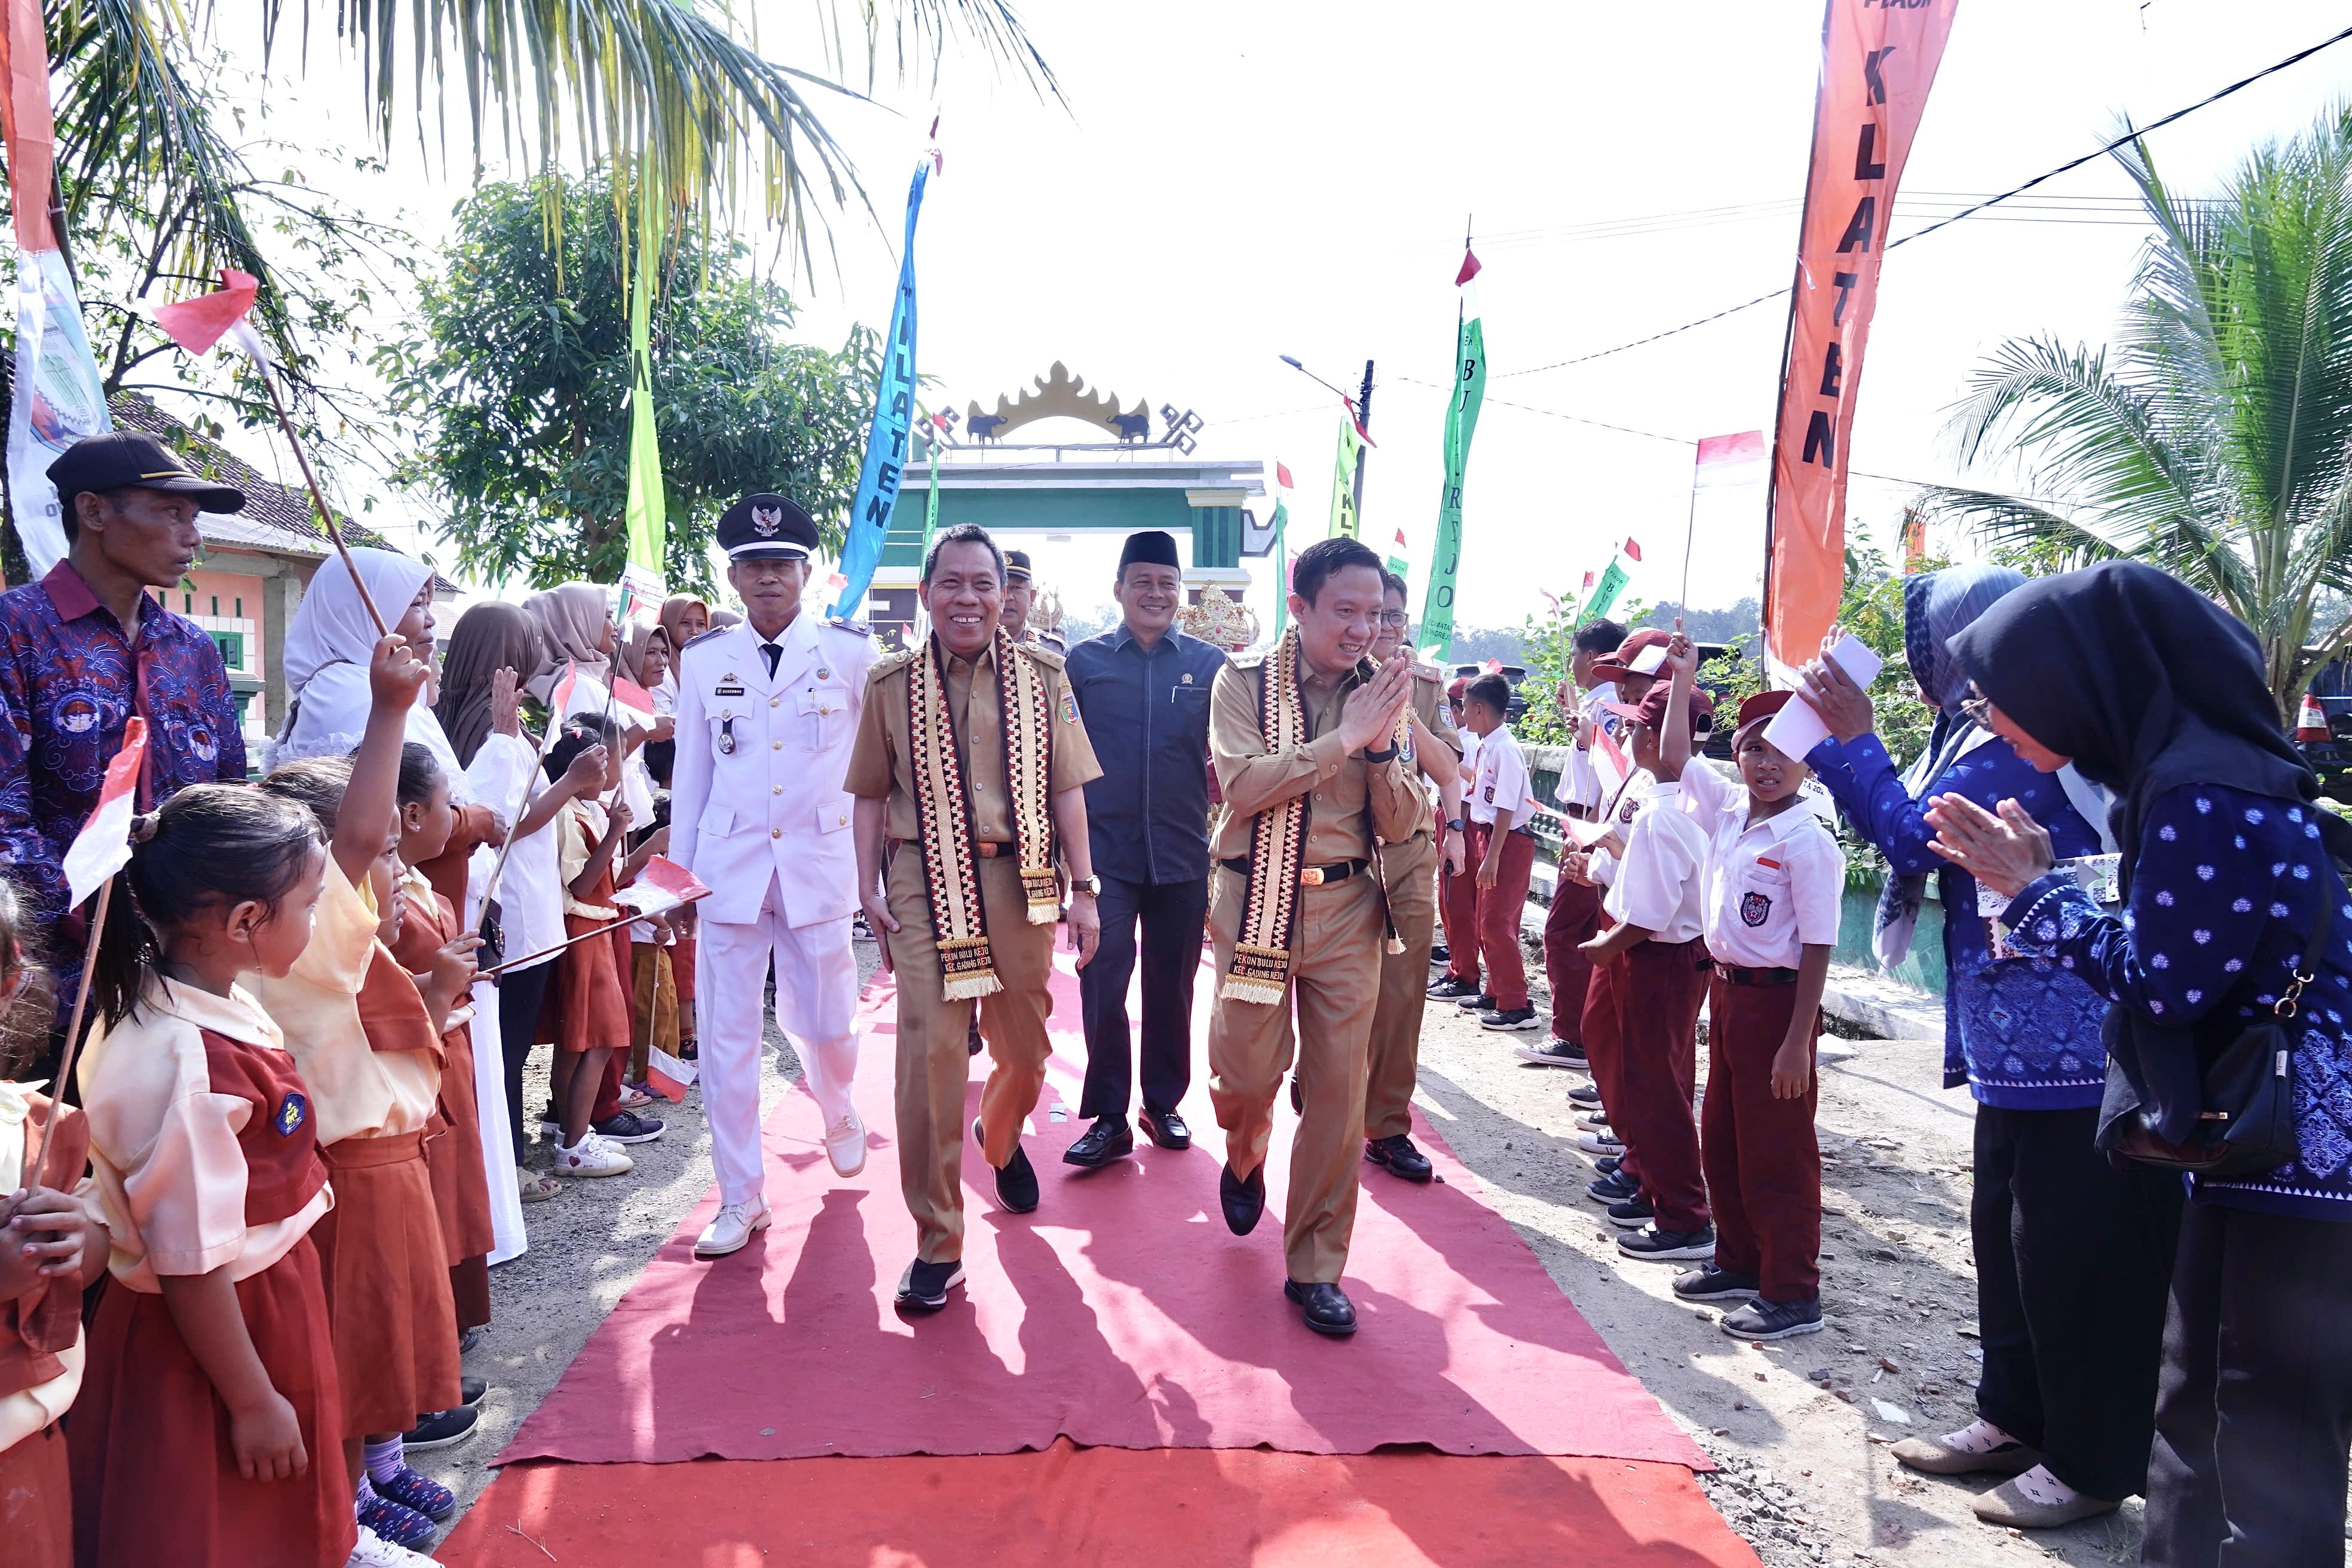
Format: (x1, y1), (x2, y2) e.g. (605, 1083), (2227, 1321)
(2277, 865), (2340, 1019)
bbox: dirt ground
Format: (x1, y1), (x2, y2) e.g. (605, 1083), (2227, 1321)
(422, 936), (2346, 1566)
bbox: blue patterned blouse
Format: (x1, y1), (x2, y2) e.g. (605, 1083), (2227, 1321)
(2005, 784), (2352, 1221)
(1810, 731), (2110, 1108)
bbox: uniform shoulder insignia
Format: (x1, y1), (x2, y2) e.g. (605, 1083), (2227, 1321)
(1231, 650), (1269, 672)
(869, 646), (920, 679)
(823, 615), (872, 638)
(1411, 663), (1446, 683)
(681, 625), (731, 651)
(1014, 640), (1067, 672)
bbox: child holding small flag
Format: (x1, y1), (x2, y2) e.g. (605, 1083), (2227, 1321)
(1457, 674), (1544, 1033)
(1657, 635), (1840, 1341)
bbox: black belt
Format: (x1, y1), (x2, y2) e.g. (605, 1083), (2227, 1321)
(1218, 856), (1369, 887)
(1715, 963), (1799, 987)
(1562, 803), (1598, 822)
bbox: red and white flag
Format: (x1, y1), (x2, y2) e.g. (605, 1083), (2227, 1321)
(1692, 430), (1766, 490)
(154, 268), (274, 370)
(62, 717), (146, 908)
(611, 675), (659, 728)
(548, 660), (579, 719)
(1275, 461), (1294, 490)
(613, 855), (715, 1102)
(1455, 247), (1483, 287)
(1623, 537), (1643, 564)
(1582, 569), (1596, 590)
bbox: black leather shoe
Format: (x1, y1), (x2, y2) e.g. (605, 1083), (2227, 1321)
(1138, 1108), (1191, 1150)
(1364, 1133), (1434, 1183)
(460, 1375), (486, 1408)
(966, 1019), (984, 1057)
(975, 1118), (1039, 1212)
(1284, 1279), (1358, 1336)
(1289, 1074), (1303, 1115)
(1062, 1115), (1134, 1168)
(895, 1257), (966, 1312)
(1220, 1162), (1265, 1235)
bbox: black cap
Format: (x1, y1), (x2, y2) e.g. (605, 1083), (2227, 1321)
(1117, 529), (1181, 573)
(1003, 549), (1034, 583)
(48, 431), (245, 515)
(717, 492), (818, 561)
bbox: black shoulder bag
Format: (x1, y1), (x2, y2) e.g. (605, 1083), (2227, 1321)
(2093, 875), (2332, 1179)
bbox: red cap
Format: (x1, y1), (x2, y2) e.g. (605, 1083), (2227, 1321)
(1606, 681), (1715, 737)
(1732, 689), (1796, 740)
(1590, 627), (1671, 684)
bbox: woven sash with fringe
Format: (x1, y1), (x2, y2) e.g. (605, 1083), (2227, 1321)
(909, 628), (1059, 1002)
(1222, 629), (1310, 1004)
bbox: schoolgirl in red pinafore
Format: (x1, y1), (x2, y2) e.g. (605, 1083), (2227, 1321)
(72, 977), (356, 1568)
(390, 868), (497, 1331)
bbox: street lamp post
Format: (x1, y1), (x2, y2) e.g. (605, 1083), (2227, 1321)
(1279, 354), (1376, 534)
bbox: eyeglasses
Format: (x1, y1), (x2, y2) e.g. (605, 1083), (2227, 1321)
(1958, 684), (1994, 727)
(1377, 611), (1410, 629)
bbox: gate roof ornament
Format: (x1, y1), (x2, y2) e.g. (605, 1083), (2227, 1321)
(959, 362), (1199, 451)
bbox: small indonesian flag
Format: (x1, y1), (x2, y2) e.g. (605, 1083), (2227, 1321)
(1622, 537), (1643, 564)
(62, 718), (147, 908)
(1582, 570), (1595, 590)
(1276, 461), (1294, 490)
(154, 270), (259, 356)
(1692, 430), (1767, 490)
(549, 660), (579, 719)
(2298, 691), (2331, 743)
(1567, 726), (1636, 848)
(1456, 247), (1483, 287)
(611, 675), (659, 728)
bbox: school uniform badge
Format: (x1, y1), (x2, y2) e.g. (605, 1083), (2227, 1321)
(1740, 890), (1773, 927)
(1060, 690), (1080, 725)
(274, 1092), (308, 1135)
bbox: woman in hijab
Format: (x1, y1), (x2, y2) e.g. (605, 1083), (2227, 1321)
(1797, 565), (2181, 1532)
(1927, 561), (2352, 1566)
(654, 594), (709, 713)
(270, 546), (445, 770)
(617, 622), (677, 783)
(523, 583), (615, 705)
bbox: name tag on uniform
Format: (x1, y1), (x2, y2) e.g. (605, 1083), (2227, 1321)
(715, 684), (746, 697)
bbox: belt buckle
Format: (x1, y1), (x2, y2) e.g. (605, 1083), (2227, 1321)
(1300, 866), (1325, 887)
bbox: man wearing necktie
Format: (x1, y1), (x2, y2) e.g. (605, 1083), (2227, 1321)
(669, 492), (880, 1259)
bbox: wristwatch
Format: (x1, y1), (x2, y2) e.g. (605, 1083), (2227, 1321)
(1446, 818), (1466, 832)
(1071, 875), (1102, 896)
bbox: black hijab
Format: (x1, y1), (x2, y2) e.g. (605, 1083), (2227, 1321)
(1945, 561), (2349, 868)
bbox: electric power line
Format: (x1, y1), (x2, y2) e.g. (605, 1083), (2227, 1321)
(1489, 19), (2352, 379)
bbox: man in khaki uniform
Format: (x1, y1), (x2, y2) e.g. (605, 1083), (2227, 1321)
(1359, 569), (1466, 1184)
(1208, 536), (1423, 1336)
(847, 524), (1103, 1314)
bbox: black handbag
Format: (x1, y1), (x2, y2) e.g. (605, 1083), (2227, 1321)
(476, 896), (506, 975)
(2093, 875), (2332, 1179)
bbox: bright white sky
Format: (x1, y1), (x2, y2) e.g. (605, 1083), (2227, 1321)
(197, 0), (2352, 638)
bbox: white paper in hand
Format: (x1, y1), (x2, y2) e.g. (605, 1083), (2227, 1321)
(1761, 633), (1884, 761)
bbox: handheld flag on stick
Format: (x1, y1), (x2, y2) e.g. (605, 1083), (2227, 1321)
(470, 662), (578, 936)
(155, 270), (387, 638)
(1683, 430), (1765, 608)
(32, 717), (147, 1178)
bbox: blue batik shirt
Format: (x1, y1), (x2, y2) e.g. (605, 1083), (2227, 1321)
(1810, 731), (2110, 1108)
(0, 561), (247, 933)
(2005, 784), (2352, 1222)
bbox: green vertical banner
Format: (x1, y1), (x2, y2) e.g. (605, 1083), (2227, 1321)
(1418, 248), (1486, 657)
(618, 174), (669, 623)
(1269, 497), (1291, 638)
(1580, 558), (1630, 625)
(1327, 417), (1362, 538)
(919, 413), (944, 561)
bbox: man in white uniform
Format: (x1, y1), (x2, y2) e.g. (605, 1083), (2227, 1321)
(670, 492), (879, 1258)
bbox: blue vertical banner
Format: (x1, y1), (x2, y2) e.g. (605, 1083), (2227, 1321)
(829, 158), (932, 619)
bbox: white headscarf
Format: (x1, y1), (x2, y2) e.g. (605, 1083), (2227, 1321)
(266, 547), (470, 793)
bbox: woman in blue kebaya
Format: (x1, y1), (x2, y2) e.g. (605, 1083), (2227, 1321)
(1931, 561), (2352, 1568)
(1800, 565), (2181, 1533)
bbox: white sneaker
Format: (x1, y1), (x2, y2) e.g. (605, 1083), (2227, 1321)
(694, 1196), (773, 1258)
(346, 1525), (439, 1567)
(825, 1108), (868, 1178)
(556, 1134), (633, 1177)
(1577, 1130), (1625, 1154)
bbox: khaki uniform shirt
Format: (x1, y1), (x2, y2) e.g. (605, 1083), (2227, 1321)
(1209, 654), (1429, 864)
(1404, 668), (1463, 822)
(844, 636), (1103, 837)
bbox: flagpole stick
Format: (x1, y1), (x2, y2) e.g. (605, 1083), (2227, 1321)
(468, 706), (570, 939)
(24, 883), (111, 1185)
(1679, 454), (1701, 617)
(247, 353), (390, 640)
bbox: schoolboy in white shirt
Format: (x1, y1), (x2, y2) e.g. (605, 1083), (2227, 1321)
(1655, 637), (1841, 1341)
(1458, 674), (1544, 1032)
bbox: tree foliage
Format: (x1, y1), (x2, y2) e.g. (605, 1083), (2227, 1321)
(382, 170), (880, 589)
(1919, 105), (2352, 722)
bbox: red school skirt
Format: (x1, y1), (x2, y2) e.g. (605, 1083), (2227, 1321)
(70, 1241), (357, 1568)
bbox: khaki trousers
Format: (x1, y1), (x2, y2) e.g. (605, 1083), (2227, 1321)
(1207, 863), (1384, 1284)
(884, 850), (1057, 1263)
(1365, 831), (1437, 1141)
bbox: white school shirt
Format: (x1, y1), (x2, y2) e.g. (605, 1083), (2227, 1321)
(1469, 725), (1541, 827)
(1558, 680), (1620, 811)
(1677, 758), (1845, 968)
(1456, 729), (1483, 801)
(1585, 765), (1655, 890)
(1600, 777), (1708, 944)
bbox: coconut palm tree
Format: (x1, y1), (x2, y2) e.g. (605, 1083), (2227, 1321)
(1918, 105), (2352, 724)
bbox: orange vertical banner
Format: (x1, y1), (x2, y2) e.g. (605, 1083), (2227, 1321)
(1763, 0), (1958, 676)
(0, 0), (54, 252)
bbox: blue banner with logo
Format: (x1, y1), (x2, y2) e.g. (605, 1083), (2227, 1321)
(829, 159), (930, 619)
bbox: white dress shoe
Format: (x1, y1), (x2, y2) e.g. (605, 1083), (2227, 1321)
(825, 1108), (868, 1178)
(694, 1196), (773, 1258)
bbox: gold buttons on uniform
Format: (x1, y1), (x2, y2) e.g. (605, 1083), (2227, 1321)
(772, 741), (782, 751)
(771, 785), (782, 795)
(818, 667), (831, 679)
(837, 814), (848, 826)
(771, 697), (781, 708)
(771, 829), (782, 839)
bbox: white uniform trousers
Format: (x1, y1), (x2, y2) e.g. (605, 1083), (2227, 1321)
(694, 872), (862, 1206)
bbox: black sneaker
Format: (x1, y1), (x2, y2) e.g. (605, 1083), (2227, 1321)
(896, 1257), (966, 1312)
(1364, 1134), (1434, 1183)
(1480, 1007), (1542, 1032)
(593, 1110), (666, 1145)
(1454, 991), (1496, 1010)
(1594, 1154), (1622, 1177)
(1514, 1037), (1586, 1066)
(974, 1119), (1039, 1212)
(1585, 1171), (1639, 1205)
(1567, 1082), (1603, 1105)
(1673, 1265), (1762, 1302)
(1617, 1224), (1716, 1263)
(402, 1403), (480, 1450)
(1721, 1296), (1825, 1341)
(1429, 944), (1449, 964)
(1426, 977), (1481, 1002)
(1577, 1110), (1611, 1131)
(1606, 1196), (1655, 1229)
(967, 1019), (984, 1057)
(460, 1375), (486, 1407)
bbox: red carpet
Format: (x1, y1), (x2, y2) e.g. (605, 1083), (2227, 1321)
(498, 954), (1705, 1469)
(440, 1444), (1760, 1567)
